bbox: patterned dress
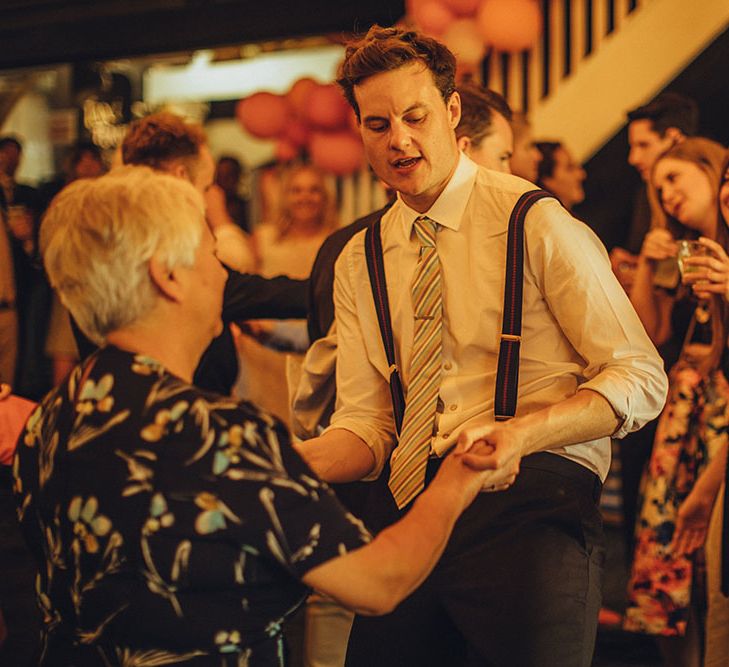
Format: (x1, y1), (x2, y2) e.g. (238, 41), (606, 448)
(12, 345), (370, 665)
(624, 359), (729, 636)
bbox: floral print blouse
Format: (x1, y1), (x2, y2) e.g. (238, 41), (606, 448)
(13, 346), (370, 666)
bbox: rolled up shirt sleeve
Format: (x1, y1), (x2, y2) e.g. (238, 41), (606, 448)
(526, 199), (668, 438)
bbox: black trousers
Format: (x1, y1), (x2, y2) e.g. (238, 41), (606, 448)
(346, 453), (605, 667)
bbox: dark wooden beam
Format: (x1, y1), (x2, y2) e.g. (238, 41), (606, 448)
(0, 1), (405, 69)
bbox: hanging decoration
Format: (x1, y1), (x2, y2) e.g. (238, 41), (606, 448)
(235, 92), (289, 139)
(475, 0), (542, 52)
(404, 0), (541, 60)
(236, 78), (365, 176)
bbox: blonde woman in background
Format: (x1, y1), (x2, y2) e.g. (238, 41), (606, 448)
(236, 165), (338, 425)
(253, 164), (338, 280)
(670, 152), (729, 666)
(624, 137), (728, 667)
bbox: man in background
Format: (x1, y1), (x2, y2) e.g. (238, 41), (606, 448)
(215, 155), (250, 232)
(455, 81), (513, 173)
(509, 111), (541, 181)
(610, 92), (699, 293)
(71, 112), (307, 395)
(0, 136), (51, 400)
(0, 137), (38, 215)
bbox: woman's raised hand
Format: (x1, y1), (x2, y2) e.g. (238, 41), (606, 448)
(682, 236), (729, 301)
(640, 228), (677, 261)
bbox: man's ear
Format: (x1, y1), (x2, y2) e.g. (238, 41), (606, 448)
(446, 90), (461, 130)
(457, 135), (471, 154)
(149, 255), (184, 303)
(448, 91), (462, 129)
(165, 160), (189, 181)
(664, 127), (685, 145)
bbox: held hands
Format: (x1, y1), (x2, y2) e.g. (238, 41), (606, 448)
(434, 439), (506, 512)
(455, 420), (522, 493)
(681, 237), (729, 301)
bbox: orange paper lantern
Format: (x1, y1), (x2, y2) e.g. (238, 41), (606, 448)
(411, 0), (455, 36)
(309, 131), (364, 176)
(441, 0), (480, 16)
(236, 93), (289, 139)
(303, 84), (350, 131)
(287, 77), (318, 117)
(441, 18), (487, 65)
(476, 0), (542, 52)
(284, 118), (310, 147)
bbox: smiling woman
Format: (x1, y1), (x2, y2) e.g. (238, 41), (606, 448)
(253, 164), (337, 279)
(624, 137), (729, 663)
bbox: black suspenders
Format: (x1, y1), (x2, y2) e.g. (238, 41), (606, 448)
(494, 190), (553, 419)
(365, 217), (406, 435)
(365, 189), (552, 430)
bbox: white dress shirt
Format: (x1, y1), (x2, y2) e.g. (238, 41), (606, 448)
(326, 154), (668, 481)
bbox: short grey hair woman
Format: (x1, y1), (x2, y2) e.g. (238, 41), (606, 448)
(14, 165), (494, 665)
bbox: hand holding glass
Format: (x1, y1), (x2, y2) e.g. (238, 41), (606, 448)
(677, 240), (709, 279)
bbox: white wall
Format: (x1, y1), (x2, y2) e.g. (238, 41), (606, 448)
(2, 91), (55, 185)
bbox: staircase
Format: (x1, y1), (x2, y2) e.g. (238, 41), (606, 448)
(482, 0), (729, 162)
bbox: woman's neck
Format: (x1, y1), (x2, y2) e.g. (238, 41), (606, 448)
(105, 325), (202, 383)
(284, 217), (325, 238)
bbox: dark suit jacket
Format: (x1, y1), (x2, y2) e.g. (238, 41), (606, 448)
(307, 206), (390, 343)
(73, 269), (308, 395)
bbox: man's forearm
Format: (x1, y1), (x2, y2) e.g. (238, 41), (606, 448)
(295, 428), (376, 483)
(460, 388), (629, 487)
(509, 388), (621, 457)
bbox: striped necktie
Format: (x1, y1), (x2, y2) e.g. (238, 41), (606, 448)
(389, 216), (443, 509)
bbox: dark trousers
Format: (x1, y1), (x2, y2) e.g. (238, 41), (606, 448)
(616, 420), (657, 563)
(346, 453), (605, 667)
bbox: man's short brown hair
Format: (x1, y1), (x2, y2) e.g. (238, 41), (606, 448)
(337, 25), (456, 121)
(456, 81), (512, 147)
(122, 112), (206, 171)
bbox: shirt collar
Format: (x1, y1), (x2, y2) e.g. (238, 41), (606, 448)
(395, 152), (478, 236)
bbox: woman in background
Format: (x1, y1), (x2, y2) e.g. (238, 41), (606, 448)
(624, 137), (727, 667)
(670, 151), (729, 666)
(254, 164), (337, 281)
(237, 165), (338, 423)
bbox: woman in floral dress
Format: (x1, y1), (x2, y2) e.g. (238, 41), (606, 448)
(12, 166), (497, 666)
(669, 153), (729, 666)
(624, 138), (728, 665)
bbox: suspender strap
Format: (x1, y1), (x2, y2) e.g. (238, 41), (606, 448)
(494, 189), (553, 421)
(366, 189), (552, 430)
(365, 219), (405, 435)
